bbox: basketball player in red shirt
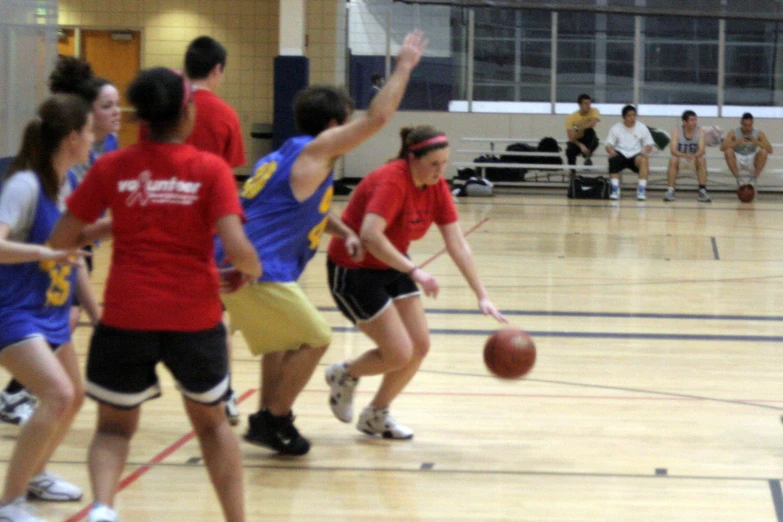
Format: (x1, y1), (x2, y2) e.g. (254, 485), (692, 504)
(184, 36), (247, 424)
(325, 126), (507, 439)
(50, 67), (261, 522)
(185, 35), (245, 168)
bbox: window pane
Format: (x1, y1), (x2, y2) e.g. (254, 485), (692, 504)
(473, 9), (551, 102)
(639, 16), (718, 104)
(724, 20), (777, 106)
(556, 12), (634, 104)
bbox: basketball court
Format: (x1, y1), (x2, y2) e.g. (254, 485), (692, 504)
(1, 191), (781, 521)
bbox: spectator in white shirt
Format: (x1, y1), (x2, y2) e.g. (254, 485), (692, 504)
(605, 105), (655, 200)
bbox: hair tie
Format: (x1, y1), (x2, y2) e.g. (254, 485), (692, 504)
(409, 135), (448, 152)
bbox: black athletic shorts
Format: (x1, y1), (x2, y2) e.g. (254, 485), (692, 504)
(609, 152), (641, 174)
(327, 259), (421, 324)
(86, 322), (229, 409)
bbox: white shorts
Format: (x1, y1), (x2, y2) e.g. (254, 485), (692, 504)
(736, 151), (758, 175)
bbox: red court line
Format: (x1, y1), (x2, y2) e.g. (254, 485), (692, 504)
(419, 217), (490, 269)
(63, 388), (257, 522)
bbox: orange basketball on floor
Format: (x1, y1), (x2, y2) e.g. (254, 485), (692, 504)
(483, 329), (536, 379)
(737, 184), (755, 203)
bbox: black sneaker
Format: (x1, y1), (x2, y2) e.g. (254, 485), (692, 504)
(244, 409), (311, 456)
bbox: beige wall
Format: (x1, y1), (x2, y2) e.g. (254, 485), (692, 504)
(58, 0), (350, 171)
(58, 0), (280, 172)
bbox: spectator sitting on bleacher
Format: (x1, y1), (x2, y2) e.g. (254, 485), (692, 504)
(565, 93), (600, 171)
(663, 110), (711, 203)
(605, 105), (655, 201)
(720, 112), (773, 188)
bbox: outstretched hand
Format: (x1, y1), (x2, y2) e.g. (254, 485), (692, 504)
(397, 29), (428, 71)
(41, 247), (90, 267)
(479, 297), (507, 323)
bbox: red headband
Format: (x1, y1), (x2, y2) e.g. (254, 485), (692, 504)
(409, 135), (448, 152)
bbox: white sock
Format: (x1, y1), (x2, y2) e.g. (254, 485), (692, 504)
(638, 179), (647, 188)
(610, 178), (620, 187)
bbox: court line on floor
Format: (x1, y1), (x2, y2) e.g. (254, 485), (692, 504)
(331, 325), (783, 343)
(319, 306), (783, 322)
(771, 479), (783, 522)
(62, 388), (257, 522)
(711, 236), (720, 260)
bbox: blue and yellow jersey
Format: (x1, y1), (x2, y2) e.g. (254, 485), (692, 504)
(218, 135), (333, 283)
(0, 176), (76, 347)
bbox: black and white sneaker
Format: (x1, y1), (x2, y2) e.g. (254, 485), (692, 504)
(0, 390), (36, 425)
(244, 409), (311, 456)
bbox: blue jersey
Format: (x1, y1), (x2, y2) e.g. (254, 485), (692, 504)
(0, 175), (76, 348)
(217, 136), (333, 282)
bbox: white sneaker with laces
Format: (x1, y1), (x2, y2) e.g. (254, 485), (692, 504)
(697, 188), (712, 202)
(87, 504), (119, 522)
(357, 406), (414, 440)
(0, 497), (49, 522)
(0, 390), (36, 425)
(325, 362), (358, 423)
(224, 391), (240, 426)
(636, 185), (646, 201)
(609, 185), (620, 200)
(663, 188), (675, 202)
(27, 470), (83, 501)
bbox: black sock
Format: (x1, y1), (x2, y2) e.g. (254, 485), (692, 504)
(5, 380), (24, 394)
(699, 185), (706, 191)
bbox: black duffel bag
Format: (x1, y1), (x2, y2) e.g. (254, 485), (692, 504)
(567, 175), (610, 199)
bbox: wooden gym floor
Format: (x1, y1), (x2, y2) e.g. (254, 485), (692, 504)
(2, 189), (783, 521)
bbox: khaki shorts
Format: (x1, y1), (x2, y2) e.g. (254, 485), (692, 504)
(222, 282), (332, 356)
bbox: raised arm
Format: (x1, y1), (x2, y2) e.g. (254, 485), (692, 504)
(291, 31), (428, 200)
(438, 222), (506, 323)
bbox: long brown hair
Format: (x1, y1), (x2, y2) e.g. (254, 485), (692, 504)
(7, 94), (91, 199)
(396, 125), (449, 160)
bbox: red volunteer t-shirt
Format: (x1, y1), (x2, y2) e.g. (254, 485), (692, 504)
(67, 142), (244, 331)
(328, 159), (458, 270)
(186, 89), (246, 168)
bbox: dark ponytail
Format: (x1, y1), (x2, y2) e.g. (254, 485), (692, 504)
(7, 94), (91, 199)
(127, 67), (191, 140)
(396, 125), (449, 160)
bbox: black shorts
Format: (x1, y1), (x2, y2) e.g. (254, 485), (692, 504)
(86, 322), (229, 409)
(327, 259), (420, 325)
(609, 153), (641, 174)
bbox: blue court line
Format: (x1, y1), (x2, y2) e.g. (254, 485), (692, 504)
(331, 325), (783, 343)
(770, 480), (783, 522)
(318, 306), (783, 322)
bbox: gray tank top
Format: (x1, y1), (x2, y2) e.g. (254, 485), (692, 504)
(733, 127), (759, 155)
(677, 125), (699, 155)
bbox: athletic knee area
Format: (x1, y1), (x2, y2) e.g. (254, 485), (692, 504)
(411, 338), (431, 360)
(38, 384), (76, 419)
(381, 345), (414, 371)
(724, 149), (736, 159)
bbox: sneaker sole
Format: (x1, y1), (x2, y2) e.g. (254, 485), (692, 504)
(360, 428), (414, 440)
(27, 489), (83, 502)
(243, 433), (311, 456)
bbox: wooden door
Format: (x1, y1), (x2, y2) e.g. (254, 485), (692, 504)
(81, 30), (141, 147)
(57, 28), (76, 57)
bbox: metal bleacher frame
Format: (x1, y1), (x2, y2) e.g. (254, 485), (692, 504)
(454, 137), (783, 193)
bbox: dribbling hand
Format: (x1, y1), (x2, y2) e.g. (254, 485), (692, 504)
(479, 297), (508, 323)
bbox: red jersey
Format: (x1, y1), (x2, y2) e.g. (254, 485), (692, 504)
(67, 142), (244, 331)
(328, 159), (458, 269)
(186, 89), (246, 168)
